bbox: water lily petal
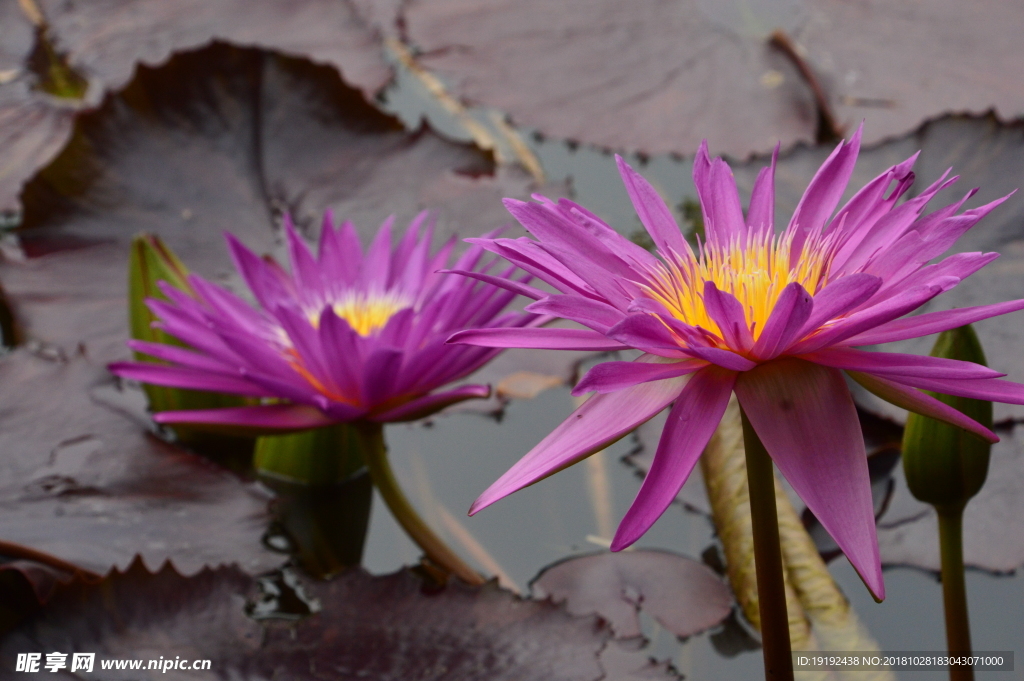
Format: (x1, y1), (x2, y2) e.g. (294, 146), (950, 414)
(153, 404), (341, 435)
(735, 358), (883, 600)
(880, 374), (1024, 405)
(845, 298), (1024, 346)
(373, 385), (491, 422)
(526, 295), (624, 333)
(799, 273), (882, 336)
(616, 155), (688, 256)
(803, 348), (1004, 380)
(447, 327), (626, 351)
(573, 355), (707, 395)
(612, 365), (737, 550)
(751, 281), (812, 359)
(440, 269), (547, 301)
(703, 282), (754, 352)
(746, 144), (778, 235)
(847, 371), (997, 443)
(685, 345), (757, 371)
(470, 373), (689, 515)
(792, 280), (956, 354)
(787, 125), (862, 261)
(109, 361), (274, 397)
(607, 315), (689, 357)
(126, 339), (233, 373)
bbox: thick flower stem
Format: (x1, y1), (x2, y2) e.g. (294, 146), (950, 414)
(740, 408), (795, 681)
(937, 505), (974, 681)
(354, 422), (485, 586)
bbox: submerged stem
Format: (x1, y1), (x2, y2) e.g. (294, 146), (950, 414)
(740, 408), (794, 681)
(938, 505), (974, 681)
(354, 422), (485, 585)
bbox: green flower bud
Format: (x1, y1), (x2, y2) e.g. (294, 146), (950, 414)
(902, 325), (992, 511)
(128, 234), (252, 449)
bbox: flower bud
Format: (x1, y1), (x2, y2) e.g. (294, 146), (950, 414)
(902, 325), (992, 510)
(128, 234), (251, 446)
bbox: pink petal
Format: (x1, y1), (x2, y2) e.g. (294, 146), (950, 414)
(126, 340), (233, 373)
(802, 348), (1004, 380)
(845, 298), (1024, 346)
(787, 125), (863, 261)
(440, 269), (547, 301)
(616, 155), (688, 257)
(573, 355), (707, 395)
(791, 280), (956, 354)
(735, 358), (883, 600)
(362, 348), (403, 407)
(470, 372), (689, 515)
(606, 315), (689, 357)
(799, 273), (882, 336)
(746, 144), (778, 235)
(153, 403), (341, 435)
(447, 327), (627, 351)
(372, 385), (491, 422)
(108, 361), (274, 397)
(847, 371), (997, 443)
(685, 345), (756, 371)
(694, 147), (747, 248)
(526, 295), (624, 332)
(751, 282), (812, 359)
(283, 214), (324, 299)
(880, 374), (1024, 405)
(612, 366), (737, 550)
(702, 282), (754, 352)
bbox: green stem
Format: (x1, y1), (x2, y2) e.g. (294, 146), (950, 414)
(740, 408), (794, 681)
(938, 505), (974, 681)
(354, 422), (484, 585)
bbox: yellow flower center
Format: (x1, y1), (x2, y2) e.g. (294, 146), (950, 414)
(311, 291), (412, 336)
(641, 229), (834, 345)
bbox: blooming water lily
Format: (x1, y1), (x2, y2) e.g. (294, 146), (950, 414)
(111, 213), (540, 584)
(111, 213), (539, 431)
(450, 127), (1024, 600)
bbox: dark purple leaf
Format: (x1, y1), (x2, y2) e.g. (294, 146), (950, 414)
(531, 549), (732, 640)
(0, 559), (680, 680)
(0, 0), (393, 214)
(385, 0), (1024, 157)
(0, 348), (282, 576)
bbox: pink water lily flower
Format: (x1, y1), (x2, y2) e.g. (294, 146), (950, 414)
(110, 213), (540, 431)
(449, 127), (1024, 599)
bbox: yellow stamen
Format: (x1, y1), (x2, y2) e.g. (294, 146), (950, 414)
(642, 229), (835, 347)
(327, 291), (411, 336)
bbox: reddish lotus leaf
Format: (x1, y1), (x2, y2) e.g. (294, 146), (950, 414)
(0, 559), (679, 680)
(0, 349), (282, 576)
(530, 549), (732, 641)
(0, 0), (393, 214)
(36, 0), (390, 98)
(394, 0), (1024, 157)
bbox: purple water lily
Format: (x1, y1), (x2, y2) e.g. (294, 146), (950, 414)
(110, 212), (540, 431)
(449, 126), (1024, 600)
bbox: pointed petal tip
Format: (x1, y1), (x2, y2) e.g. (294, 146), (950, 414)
(608, 532), (634, 552)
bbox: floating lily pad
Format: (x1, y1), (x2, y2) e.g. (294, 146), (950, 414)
(389, 0), (1024, 157)
(0, 0), (393, 214)
(531, 549), (732, 641)
(0, 348), (282, 576)
(0, 559), (680, 680)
